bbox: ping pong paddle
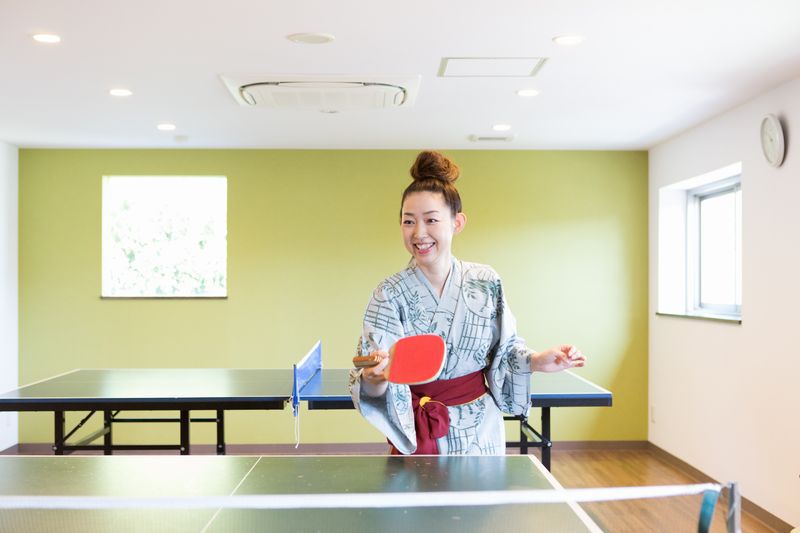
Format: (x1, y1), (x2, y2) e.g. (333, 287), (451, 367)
(353, 334), (446, 385)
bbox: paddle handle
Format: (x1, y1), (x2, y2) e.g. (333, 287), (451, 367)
(352, 354), (382, 368)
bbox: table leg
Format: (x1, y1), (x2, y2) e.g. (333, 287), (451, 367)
(542, 407), (552, 471)
(53, 411), (65, 455)
(519, 416), (529, 454)
(103, 410), (113, 455)
(216, 410), (225, 455)
(180, 410), (190, 455)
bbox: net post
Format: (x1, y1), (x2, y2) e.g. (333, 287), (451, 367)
(726, 482), (741, 533)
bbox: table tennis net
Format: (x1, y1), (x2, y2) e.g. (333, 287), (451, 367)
(0, 482), (741, 533)
(291, 341), (324, 449)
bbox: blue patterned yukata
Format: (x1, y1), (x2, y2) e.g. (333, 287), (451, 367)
(349, 258), (534, 455)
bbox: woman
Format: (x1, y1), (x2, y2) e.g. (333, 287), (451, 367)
(349, 150), (585, 455)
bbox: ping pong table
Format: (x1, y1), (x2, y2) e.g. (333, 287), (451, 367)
(0, 454), (602, 532)
(0, 348), (611, 470)
(299, 367), (612, 470)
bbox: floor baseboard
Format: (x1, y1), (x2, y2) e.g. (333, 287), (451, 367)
(2, 442), (391, 455)
(552, 440), (650, 451)
(5, 440), (646, 456)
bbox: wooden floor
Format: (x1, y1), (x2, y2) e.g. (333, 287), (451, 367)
(548, 448), (777, 533)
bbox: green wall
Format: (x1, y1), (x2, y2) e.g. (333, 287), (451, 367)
(18, 149), (648, 446)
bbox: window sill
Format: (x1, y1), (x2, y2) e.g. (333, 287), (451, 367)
(655, 312), (741, 324)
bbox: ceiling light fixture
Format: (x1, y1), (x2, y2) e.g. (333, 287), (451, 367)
(156, 123), (176, 131)
(517, 89), (540, 97)
(286, 33), (335, 44)
(32, 33), (61, 44)
(109, 88), (133, 97)
(493, 124), (512, 132)
(552, 34), (585, 46)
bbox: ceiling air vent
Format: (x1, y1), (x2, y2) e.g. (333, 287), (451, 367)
(220, 75), (420, 111)
(439, 57), (547, 78)
(468, 134), (515, 142)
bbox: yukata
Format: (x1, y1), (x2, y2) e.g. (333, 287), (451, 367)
(349, 257), (534, 455)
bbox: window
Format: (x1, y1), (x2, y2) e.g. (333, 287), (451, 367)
(102, 176), (227, 298)
(658, 163), (741, 321)
(688, 180), (741, 315)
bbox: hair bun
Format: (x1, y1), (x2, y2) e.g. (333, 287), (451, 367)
(410, 150), (460, 183)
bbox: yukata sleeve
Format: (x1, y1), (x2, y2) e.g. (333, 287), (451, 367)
(485, 276), (535, 416)
(348, 283), (417, 454)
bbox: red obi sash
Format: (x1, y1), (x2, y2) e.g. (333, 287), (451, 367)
(389, 370), (488, 455)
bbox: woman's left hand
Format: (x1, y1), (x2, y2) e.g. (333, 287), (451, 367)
(531, 344), (586, 372)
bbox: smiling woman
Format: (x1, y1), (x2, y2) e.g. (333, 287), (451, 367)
(348, 150), (587, 456)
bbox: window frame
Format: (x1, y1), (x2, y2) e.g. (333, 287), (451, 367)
(101, 175), (228, 299)
(685, 175), (741, 318)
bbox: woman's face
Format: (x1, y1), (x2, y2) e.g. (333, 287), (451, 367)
(401, 191), (465, 270)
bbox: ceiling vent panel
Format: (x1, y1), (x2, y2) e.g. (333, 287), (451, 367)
(468, 134), (516, 142)
(439, 57), (547, 77)
(220, 75), (420, 111)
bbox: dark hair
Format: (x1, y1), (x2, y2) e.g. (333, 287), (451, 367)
(401, 151), (462, 218)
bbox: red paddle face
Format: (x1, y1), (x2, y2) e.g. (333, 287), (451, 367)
(386, 334), (446, 385)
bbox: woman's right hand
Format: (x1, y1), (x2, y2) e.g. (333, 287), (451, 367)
(360, 350), (390, 396)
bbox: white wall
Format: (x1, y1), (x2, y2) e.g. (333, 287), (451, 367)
(649, 76), (800, 526)
(0, 141), (18, 451)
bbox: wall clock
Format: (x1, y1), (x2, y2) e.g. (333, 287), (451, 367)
(760, 114), (785, 167)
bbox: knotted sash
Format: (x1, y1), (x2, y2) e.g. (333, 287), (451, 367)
(390, 370), (488, 455)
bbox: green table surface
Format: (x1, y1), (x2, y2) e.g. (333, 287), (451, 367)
(0, 455), (600, 533)
(0, 368), (611, 407)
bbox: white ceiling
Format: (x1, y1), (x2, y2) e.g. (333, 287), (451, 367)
(2, 0), (799, 150)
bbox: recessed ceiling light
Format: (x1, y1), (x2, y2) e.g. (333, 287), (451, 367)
(552, 34), (585, 46)
(156, 123), (176, 131)
(286, 33), (335, 44)
(109, 88), (133, 97)
(493, 124), (512, 132)
(32, 33), (61, 44)
(517, 89), (540, 97)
